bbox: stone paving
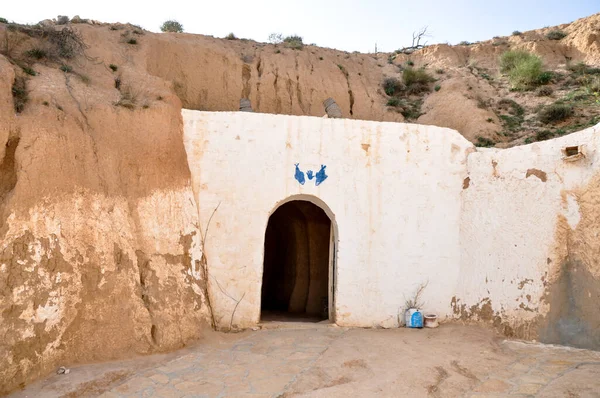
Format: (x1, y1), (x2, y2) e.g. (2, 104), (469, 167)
(469, 342), (600, 398)
(11, 324), (600, 397)
(100, 327), (343, 398)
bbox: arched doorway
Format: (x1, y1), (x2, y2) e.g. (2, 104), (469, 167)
(261, 200), (334, 322)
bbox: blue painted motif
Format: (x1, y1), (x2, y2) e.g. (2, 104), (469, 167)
(294, 164), (328, 186)
(294, 163), (305, 185)
(315, 165), (328, 186)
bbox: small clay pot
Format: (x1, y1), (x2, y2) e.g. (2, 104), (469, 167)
(424, 314), (439, 328)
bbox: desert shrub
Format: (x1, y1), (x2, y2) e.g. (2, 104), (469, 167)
(387, 98), (423, 119)
(115, 85), (137, 109)
(382, 77), (402, 96)
(403, 67), (434, 85)
(160, 20), (183, 33)
(434, 84), (441, 91)
(59, 64), (72, 72)
(71, 15), (88, 24)
(476, 95), (488, 109)
(499, 115), (521, 131)
(400, 99), (423, 119)
(476, 136), (495, 147)
(22, 67), (36, 76)
(512, 31), (522, 36)
(500, 50), (545, 90)
(435, 68), (444, 74)
(127, 38), (137, 45)
(537, 71), (553, 84)
(497, 98), (525, 116)
(284, 35), (302, 43)
(78, 73), (91, 84)
(56, 15), (69, 25)
(535, 130), (554, 141)
(116, 98), (135, 109)
(25, 48), (47, 59)
(568, 62), (588, 74)
(538, 103), (573, 123)
(48, 26), (88, 58)
(0, 18), (8, 24)
(496, 98), (525, 132)
(268, 33), (283, 44)
(568, 62), (600, 76)
(536, 86), (553, 96)
(12, 75), (28, 113)
(387, 98), (400, 107)
(403, 67), (434, 94)
(546, 30), (567, 40)
(284, 35), (303, 50)
(588, 76), (600, 93)
(109, 64), (118, 72)
(500, 50), (534, 73)
(458, 41), (471, 46)
(406, 60), (414, 66)
(225, 33), (237, 40)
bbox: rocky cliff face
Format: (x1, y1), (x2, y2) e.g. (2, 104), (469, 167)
(3, 14), (600, 144)
(89, 13), (600, 146)
(0, 52), (209, 394)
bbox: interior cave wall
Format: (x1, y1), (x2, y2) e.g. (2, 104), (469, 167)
(261, 201), (331, 318)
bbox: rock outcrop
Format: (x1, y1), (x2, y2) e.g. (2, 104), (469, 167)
(0, 53), (209, 395)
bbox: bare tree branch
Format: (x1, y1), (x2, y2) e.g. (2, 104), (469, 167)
(199, 202), (221, 330)
(229, 292), (246, 331)
(398, 27), (431, 55)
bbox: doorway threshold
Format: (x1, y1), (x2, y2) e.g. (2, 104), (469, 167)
(258, 319), (334, 330)
(259, 311), (334, 330)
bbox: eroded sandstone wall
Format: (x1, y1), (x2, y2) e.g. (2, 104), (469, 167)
(0, 57), (209, 395)
(28, 12), (598, 146)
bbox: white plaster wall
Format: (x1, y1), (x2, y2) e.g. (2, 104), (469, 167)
(183, 110), (473, 328)
(457, 123), (600, 328)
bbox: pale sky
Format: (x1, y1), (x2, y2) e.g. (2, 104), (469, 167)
(4, 0), (599, 53)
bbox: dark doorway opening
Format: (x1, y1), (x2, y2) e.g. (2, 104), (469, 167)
(261, 200), (331, 322)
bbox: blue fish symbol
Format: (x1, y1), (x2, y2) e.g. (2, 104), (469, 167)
(315, 165), (328, 186)
(294, 163), (305, 185)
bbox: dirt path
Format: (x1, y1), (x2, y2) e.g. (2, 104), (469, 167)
(9, 324), (600, 397)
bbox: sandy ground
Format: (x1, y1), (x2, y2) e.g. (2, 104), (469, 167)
(7, 323), (600, 398)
